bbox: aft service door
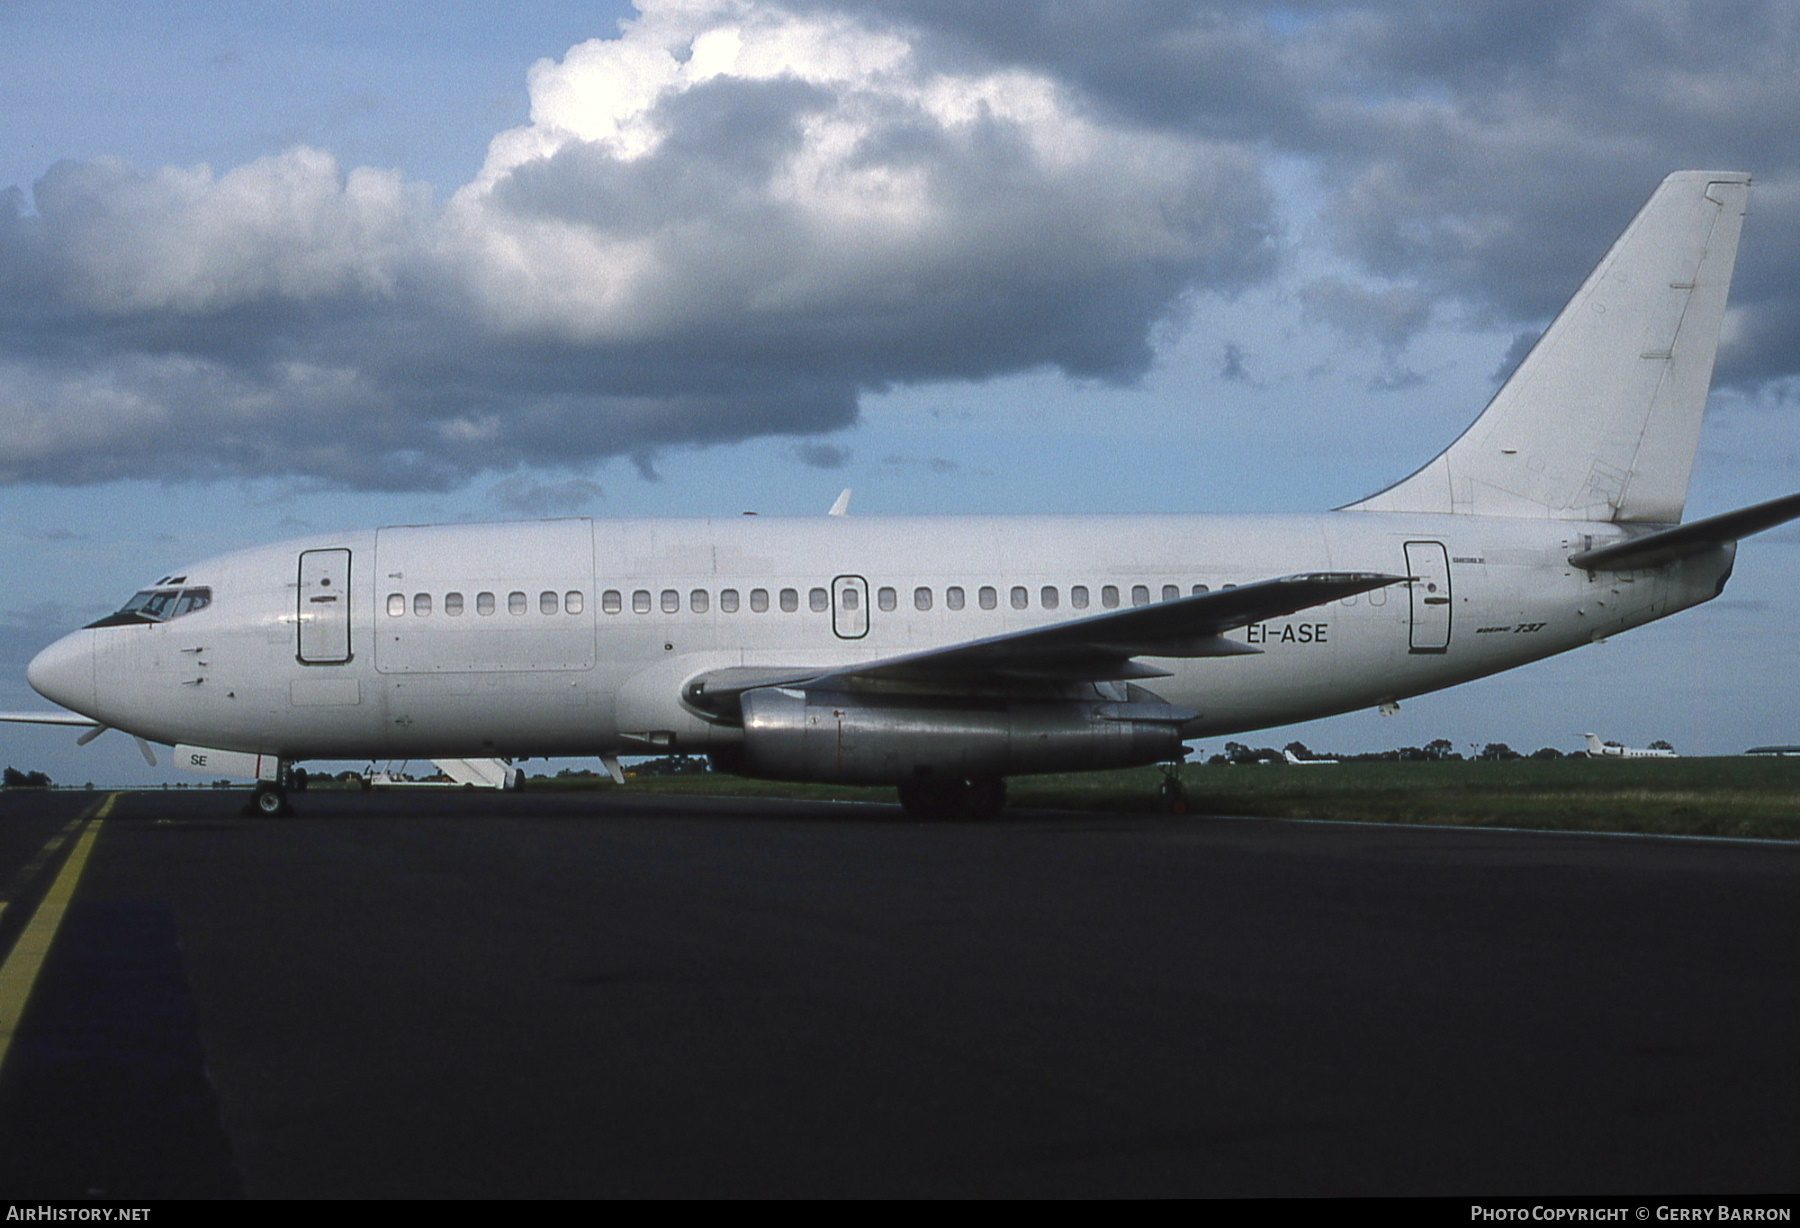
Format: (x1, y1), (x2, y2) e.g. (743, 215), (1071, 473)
(297, 548), (353, 664)
(832, 575), (869, 639)
(1404, 540), (1452, 654)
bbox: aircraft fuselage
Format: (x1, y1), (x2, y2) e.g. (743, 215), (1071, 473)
(26, 510), (1733, 767)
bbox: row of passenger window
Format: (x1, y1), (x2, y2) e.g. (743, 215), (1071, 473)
(387, 582), (1218, 620)
(603, 587), (823, 615)
(387, 590), (584, 618)
(598, 582), (1214, 615)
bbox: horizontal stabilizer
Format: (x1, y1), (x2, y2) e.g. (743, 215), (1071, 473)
(0, 710), (101, 728)
(1569, 490), (1800, 570)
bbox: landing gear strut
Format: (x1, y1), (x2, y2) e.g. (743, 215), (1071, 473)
(896, 776), (1008, 821)
(244, 764), (299, 817)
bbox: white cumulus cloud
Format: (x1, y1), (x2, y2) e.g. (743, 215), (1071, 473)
(0, 1), (1288, 490)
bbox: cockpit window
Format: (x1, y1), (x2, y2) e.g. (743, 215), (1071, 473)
(86, 585), (213, 628)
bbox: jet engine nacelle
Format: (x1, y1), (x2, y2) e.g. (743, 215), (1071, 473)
(735, 687), (1191, 784)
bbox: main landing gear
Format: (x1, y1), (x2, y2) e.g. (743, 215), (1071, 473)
(244, 766), (306, 817)
(896, 776), (1007, 821)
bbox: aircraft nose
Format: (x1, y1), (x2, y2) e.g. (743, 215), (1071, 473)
(27, 631), (96, 715)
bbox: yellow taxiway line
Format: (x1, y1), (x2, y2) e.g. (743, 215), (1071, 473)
(0, 792), (116, 1074)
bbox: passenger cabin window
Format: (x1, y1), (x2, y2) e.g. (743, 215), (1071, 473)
(445, 592), (464, 616)
(509, 591), (528, 615)
(414, 593), (432, 617)
(602, 590), (622, 614)
(751, 588), (769, 613)
(840, 587), (859, 611)
(1131, 585), (1150, 607)
(1101, 585), (1119, 608)
(387, 593), (405, 617)
(946, 586), (965, 611)
(1010, 586), (1028, 610)
(720, 589), (739, 613)
(1162, 584), (1180, 602)
(1071, 585), (1089, 609)
(541, 591), (559, 615)
(978, 586), (997, 610)
(1192, 584), (1209, 596)
(914, 586), (932, 611)
(478, 591), (496, 616)
(1041, 586), (1059, 610)
(809, 587), (828, 613)
(690, 589), (709, 614)
(661, 590), (679, 614)
(780, 588), (799, 613)
(565, 591), (583, 615)
(877, 587), (896, 612)
(633, 590), (651, 614)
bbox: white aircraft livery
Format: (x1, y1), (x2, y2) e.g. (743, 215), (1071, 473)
(1583, 734), (1678, 760)
(8, 172), (1798, 817)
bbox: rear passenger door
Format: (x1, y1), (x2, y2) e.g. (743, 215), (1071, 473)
(1404, 540), (1452, 654)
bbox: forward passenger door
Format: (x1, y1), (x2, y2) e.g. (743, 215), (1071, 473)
(297, 548), (353, 664)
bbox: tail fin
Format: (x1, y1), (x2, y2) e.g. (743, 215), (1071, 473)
(1346, 172), (1750, 523)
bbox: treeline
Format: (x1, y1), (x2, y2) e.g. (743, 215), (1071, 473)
(2, 766), (53, 788)
(547, 755), (712, 781)
(1210, 740), (1575, 765)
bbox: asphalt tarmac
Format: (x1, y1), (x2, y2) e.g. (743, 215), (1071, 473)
(0, 785), (1796, 1198)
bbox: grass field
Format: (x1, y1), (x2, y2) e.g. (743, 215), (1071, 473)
(585, 758), (1800, 841)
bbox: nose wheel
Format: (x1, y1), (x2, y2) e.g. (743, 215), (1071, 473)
(245, 782), (293, 817)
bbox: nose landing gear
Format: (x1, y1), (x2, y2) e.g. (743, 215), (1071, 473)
(247, 784), (291, 817)
(244, 765), (304, 817)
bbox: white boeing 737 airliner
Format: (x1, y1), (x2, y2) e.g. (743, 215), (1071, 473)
(7, 172), (1798, 817)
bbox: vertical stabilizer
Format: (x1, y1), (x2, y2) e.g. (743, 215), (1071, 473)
(1346, 172), (1750, 522)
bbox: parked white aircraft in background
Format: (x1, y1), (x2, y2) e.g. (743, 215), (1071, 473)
(364, 758), (524, 790)
(1283, 749), (1339, 766)
(1582, 734), (1678, 760)
(5, 172), (1797, 817)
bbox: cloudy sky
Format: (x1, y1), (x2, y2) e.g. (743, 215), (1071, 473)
(4, 0), (1799, 784)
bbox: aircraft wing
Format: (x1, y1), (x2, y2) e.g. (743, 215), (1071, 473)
(0, 710), (101, 728)
(684, 571), (1403, 716)
(1569, 490), (1800, 571)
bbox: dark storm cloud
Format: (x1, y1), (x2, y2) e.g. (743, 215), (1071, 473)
(794, 442), (852, 468)
(822, 0), (1800, 388)
(488, 474), (607, 515)
(1219, 342), (1251, 384)
(0, 0), (1279, 490)
(1299, 278), (1434, 356)
(4, 0), (1798, 494)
